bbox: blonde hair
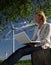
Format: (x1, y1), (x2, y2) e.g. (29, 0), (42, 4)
(35, 11), (46, 22)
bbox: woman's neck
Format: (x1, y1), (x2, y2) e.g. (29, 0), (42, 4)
(38, 22), (44, 29)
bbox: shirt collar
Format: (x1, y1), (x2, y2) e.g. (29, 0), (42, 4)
(44, 21), (47, 24)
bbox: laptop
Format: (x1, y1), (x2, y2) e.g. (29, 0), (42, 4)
(14, 31), (41, 45)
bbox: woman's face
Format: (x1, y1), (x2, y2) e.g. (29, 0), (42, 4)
(34, 14), (40, 24)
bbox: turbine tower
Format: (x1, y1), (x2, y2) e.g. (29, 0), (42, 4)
(4, 22), (36, 53)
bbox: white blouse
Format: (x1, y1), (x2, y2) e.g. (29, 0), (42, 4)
(36, 29), (41, 41)
(34, 24), (51, 49)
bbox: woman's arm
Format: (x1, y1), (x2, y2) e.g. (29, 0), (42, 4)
(29, 26), (38, 47)
(40, 23), (50, 42)
(32, 26), (38, 41)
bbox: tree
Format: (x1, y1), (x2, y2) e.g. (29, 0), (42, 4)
(0, 0), (51, 33)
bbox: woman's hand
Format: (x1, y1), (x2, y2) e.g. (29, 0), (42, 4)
(28, 41), (35, 47)
(28, 43), (34, 47)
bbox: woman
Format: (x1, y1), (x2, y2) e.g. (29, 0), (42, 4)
(2, 11), (51, 65)
(32, 11), (51, 49)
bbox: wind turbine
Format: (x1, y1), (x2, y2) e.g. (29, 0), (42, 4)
(4, 22), (36, 53)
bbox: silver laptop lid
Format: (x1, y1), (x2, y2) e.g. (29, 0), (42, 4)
(14, 31), (31, 44)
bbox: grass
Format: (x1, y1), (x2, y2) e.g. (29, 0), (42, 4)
(0, 60), (32, 65)
(15, 60), (32, 65)
(0, 60), (2, 64)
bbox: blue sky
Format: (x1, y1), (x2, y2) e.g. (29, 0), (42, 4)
(0, 20), (35, 60)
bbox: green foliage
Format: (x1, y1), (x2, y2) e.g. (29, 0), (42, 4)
(0, 60), (31, 65)
(0, 0), (51, 21)
(0, 60), (2, 64)
(15, 60), (31, 65)
(0, 0), (33, 21)
(0, 0), (51, 33)
(33, 0), (51, 16)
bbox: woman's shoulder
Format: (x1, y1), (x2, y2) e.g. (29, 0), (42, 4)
(40, 22), (50, 34)
(43, 22), (50, 28)
(42, 22), (50, 33)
